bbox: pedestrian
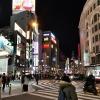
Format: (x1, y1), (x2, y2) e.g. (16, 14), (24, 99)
(84, 73), (97, 95)
(58, 73), (78, 100)
(22, 75), (29, 92)
(35, 74), (39, 85)
(2, 73), (6, 92)
(6, 75), (10, 87)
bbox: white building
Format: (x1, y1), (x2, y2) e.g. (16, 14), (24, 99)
(79, 0), (100, 66)
(79, 0), (100, 78)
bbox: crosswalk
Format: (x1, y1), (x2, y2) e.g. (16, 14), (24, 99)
(30, 80), (100, 100)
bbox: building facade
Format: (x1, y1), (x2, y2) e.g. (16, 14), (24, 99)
(79, 0), (100, 66)
(42, 31), (59, 75)
(79, 0), (100, 78)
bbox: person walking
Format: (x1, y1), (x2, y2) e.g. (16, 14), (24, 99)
(35, 74), (39, 85)
(2, 73), (6, 92)
(58, 73), (78, 100)
(6, 75), (10, 87)
(22, 75), (29, 92)
(84, 73), (97, 95)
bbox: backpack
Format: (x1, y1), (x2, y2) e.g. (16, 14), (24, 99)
(58, 90), (65, 100)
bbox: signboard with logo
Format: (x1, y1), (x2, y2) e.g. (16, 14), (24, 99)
(12, 0), (35, 14)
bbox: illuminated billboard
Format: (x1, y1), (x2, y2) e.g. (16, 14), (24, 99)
(84, 51), (90, 66)
(0, 36), (13, 54)
(16, 35), (21, 56)
(12, 0), (35, 14)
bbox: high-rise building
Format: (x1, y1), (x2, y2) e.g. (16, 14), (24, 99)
(42, 31), (59, 75)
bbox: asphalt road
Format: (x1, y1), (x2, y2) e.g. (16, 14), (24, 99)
(2, 93), (54, 100)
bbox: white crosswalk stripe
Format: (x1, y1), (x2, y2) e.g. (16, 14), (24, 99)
(31, 80), (100, 100)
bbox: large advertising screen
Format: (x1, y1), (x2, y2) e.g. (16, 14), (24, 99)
(0, 36), (13, 54)
(12, 0), (35, 14)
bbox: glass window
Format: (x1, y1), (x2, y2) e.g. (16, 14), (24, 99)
(95, 35), (98, 42)
(93, 47), (95, 52)
(99, 34), (100, 40)
(97, 0), (100, 5)
(93, 3), (96, 9)
(86, 32), (88, 37)
(86, 41), (89, 46)
(90, 7), (92, 12)
(96, 45), (99, 53)
(94, 24), (98, 32)
(94, 14), (97, 22)
(92, 27), (94, 33)
(92, 37), (94, 43)
(98, 23), (100, 29)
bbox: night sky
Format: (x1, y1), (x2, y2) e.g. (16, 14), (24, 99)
(0, 0), (86, 58)
(36, 0), (86, 58)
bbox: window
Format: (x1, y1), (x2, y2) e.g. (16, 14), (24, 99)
(99, 34), (100, 40)
(86, 23), (88, 29)
(97, 0), (100, 5)
(96, 45), (99, 53)
(98, 23), (100, 29)
(86, 41), (89, 46)
(92, 13), (99, 24)
(92, 37), (94, 43)
(95, 35), (98, 42)
(93, 3), (96, 9)
(94, 24), (98, 32)
(92, 27), (94, 33)
(86, 32), (88, 37)
(90, 7), (92, 12)
(94, 14), (98, 22)
(93, 47), (95, 52)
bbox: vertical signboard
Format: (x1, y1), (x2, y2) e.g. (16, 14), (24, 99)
(0, 58), (8, 75)
(12, 0), (35, 14)
(84, 51), (90, 66)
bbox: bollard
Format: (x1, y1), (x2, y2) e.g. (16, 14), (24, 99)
(0, 86), (1, 100)
(9, 84), (11, 95)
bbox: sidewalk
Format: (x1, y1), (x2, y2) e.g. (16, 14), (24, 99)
(1, 80), (35, 98)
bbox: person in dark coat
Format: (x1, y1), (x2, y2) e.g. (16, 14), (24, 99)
(84, 73), (97, 95)
(35, 74), (39, 85)
(6, 75), (10, 87)
(2, 73), (6, 92)
(58, 73), (78, 100)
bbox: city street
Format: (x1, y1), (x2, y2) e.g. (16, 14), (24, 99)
(1, 80), (100, 100)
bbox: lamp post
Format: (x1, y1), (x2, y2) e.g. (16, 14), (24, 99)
(28, 21), (38, 74)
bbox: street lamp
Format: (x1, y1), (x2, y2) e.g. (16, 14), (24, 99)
(28, 21), (38, 75)
(31, 22), (38, 28)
